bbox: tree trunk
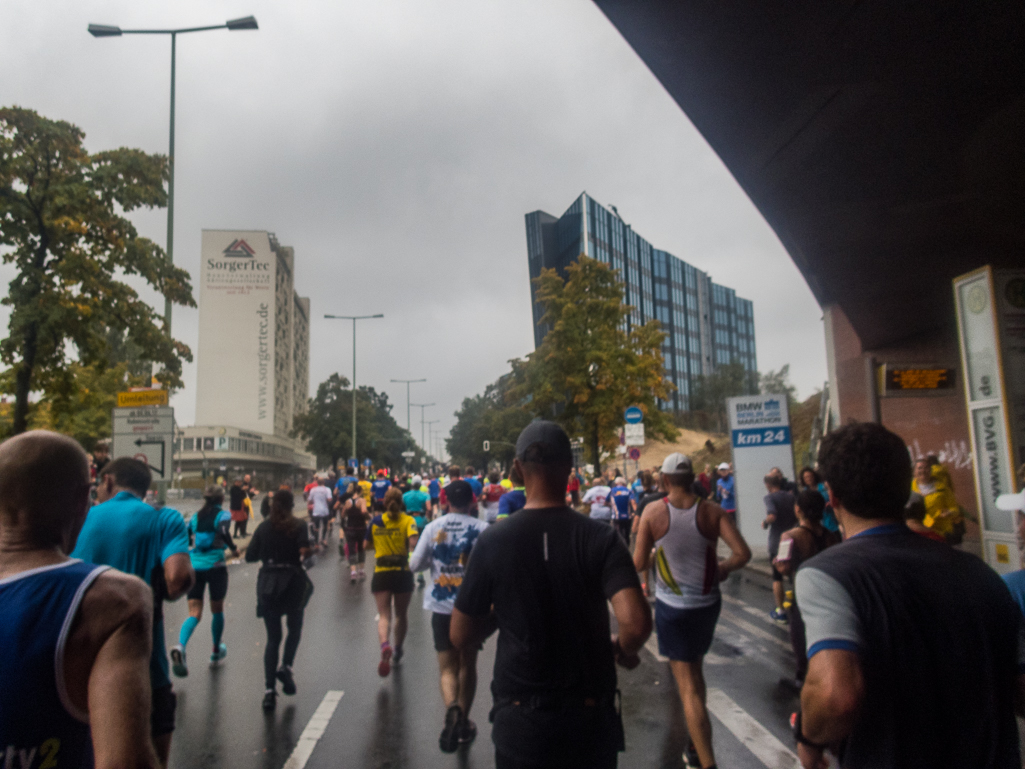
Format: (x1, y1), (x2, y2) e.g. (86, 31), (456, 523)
(591, 418), (601, 475)
(12, 324), (39, 435)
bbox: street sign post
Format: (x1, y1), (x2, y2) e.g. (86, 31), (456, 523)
(112, 406), (174, 481)
(363, 458), (372, 467)
(624, 406), (643, 424)
(348, 458), (358, 469)
(624, 423), (645, 446)
(628, 447), (641, 461)
(117, 389), (169, 407)
(401, 450), (415, 458)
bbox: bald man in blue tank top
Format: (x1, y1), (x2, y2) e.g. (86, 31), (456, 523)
(633, 453), (751, 769)
(0, 431), (158, 768)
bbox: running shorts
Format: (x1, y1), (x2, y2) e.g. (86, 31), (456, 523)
(655, 598), (721, 662)
(187, 566), (228, 602)
(370, 569), (414, 594)
(151, 683), (177, 736)
(432, 611), (455, 651)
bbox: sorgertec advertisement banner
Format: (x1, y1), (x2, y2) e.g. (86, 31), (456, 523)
(195, 231), (275, 434)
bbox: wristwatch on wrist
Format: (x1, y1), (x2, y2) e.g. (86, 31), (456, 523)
(790, 711), (830, 750)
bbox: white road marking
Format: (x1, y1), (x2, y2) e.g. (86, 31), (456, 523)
(706, 688), (799, 769)
(281, 690), (345, 769)
(720, 609), (792, 652)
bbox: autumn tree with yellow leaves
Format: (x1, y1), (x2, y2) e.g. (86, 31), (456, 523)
(0, 107), (195, 434)
(513, 256), (678, 472)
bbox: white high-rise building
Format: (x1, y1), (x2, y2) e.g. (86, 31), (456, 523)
(195, 230), (309, 435)
(178, 230), (314, 486)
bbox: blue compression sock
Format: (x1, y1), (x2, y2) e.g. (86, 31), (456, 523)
(179, 615), (199, 647)
(211, 612), (225, 649)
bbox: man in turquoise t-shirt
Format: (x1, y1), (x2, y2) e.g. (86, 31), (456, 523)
(403, 475), (432, 519)
(71, 457), (193, 765)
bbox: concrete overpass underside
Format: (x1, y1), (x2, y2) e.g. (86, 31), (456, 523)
(594, 0), (1025, 519)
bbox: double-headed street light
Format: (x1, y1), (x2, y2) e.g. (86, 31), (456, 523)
(390, 378), (426, 434)
(426, 420), (440, 461)
(325, 314), (384, 467)
(88, 15), (258, 334)
(412, 403), (435, 454)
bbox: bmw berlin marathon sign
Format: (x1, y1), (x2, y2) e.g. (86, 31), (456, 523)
(727, 394), (795, 547)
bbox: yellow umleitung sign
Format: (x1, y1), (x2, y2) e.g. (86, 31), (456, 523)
(117, 390), (168, 407)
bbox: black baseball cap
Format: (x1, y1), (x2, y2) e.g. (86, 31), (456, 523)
(515, 420), (574, 466)
(445, 480), (474, 508)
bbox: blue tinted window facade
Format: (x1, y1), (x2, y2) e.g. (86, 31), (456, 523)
(525, 193), (757, 412)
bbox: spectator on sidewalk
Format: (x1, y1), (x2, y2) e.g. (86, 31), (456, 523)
(714, 464), (736, 521)
(794, 422), (1024, 769)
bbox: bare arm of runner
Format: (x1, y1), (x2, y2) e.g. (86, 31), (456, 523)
(715, 505), (751, 580)
(1015, 673), (1025, 719)
(609, 586), (652, 667)
(773, 533), (796, 578)
(798, 649), (865, 769)
(633, 508), (656, 573)
(64, 570), (160, 769)
(163, 551), (194, 600)
(450, 607), (498, 650)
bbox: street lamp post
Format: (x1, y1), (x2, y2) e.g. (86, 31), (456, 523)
(411, 403), (435, 454)
(88, 15), (259, 334)
(390, 378), (426, 433)
(425, 419), (440, 462)
(325, 314), (384, 468)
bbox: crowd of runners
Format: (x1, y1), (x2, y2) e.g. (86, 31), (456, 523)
(2, 419), (1025, 769)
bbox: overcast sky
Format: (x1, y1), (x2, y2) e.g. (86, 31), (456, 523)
(2, 0), (826, 455)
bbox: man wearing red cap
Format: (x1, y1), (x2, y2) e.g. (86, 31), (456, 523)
(370, 469), (391, 512)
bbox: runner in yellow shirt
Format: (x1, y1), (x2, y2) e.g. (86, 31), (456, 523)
(366, 487), (419, 677)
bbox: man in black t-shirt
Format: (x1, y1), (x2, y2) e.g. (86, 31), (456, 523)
(762, 475), (796, 622)
(451, 421), (652, 769)
(793, 423), (1024, 769)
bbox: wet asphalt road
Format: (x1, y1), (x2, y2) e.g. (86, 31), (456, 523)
(162, 522), (806, 769)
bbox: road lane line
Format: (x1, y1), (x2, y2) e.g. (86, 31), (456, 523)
(706, 688), (799, 769)
(723, 594), (791, 630)
(281, 690), (345, 769)
(720, 609), (792, 652)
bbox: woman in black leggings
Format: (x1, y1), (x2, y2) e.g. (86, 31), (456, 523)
(245, 490), (313, 710)
(339, 483), (369, 583)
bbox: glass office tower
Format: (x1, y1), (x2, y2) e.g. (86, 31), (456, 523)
(525, 192), (757, 412)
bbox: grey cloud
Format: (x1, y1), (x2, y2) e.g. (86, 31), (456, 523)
(1, 0), (826, 449)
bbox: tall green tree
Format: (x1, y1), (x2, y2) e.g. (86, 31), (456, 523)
(0, 107), (195, 433)
(447, 373), (532, 470)
(292, 373), (423, 472)
(689, 361), (759, 433)
(760, 364), (798, 405)
(512, 256), (677, 471)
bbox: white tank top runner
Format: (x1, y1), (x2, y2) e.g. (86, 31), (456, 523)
(653, 500), (720, 610)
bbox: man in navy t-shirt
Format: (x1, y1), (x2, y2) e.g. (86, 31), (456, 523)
(370, 470), (391, 510)
(715, 463), (736, 516)
(606, 478), (636, 544)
